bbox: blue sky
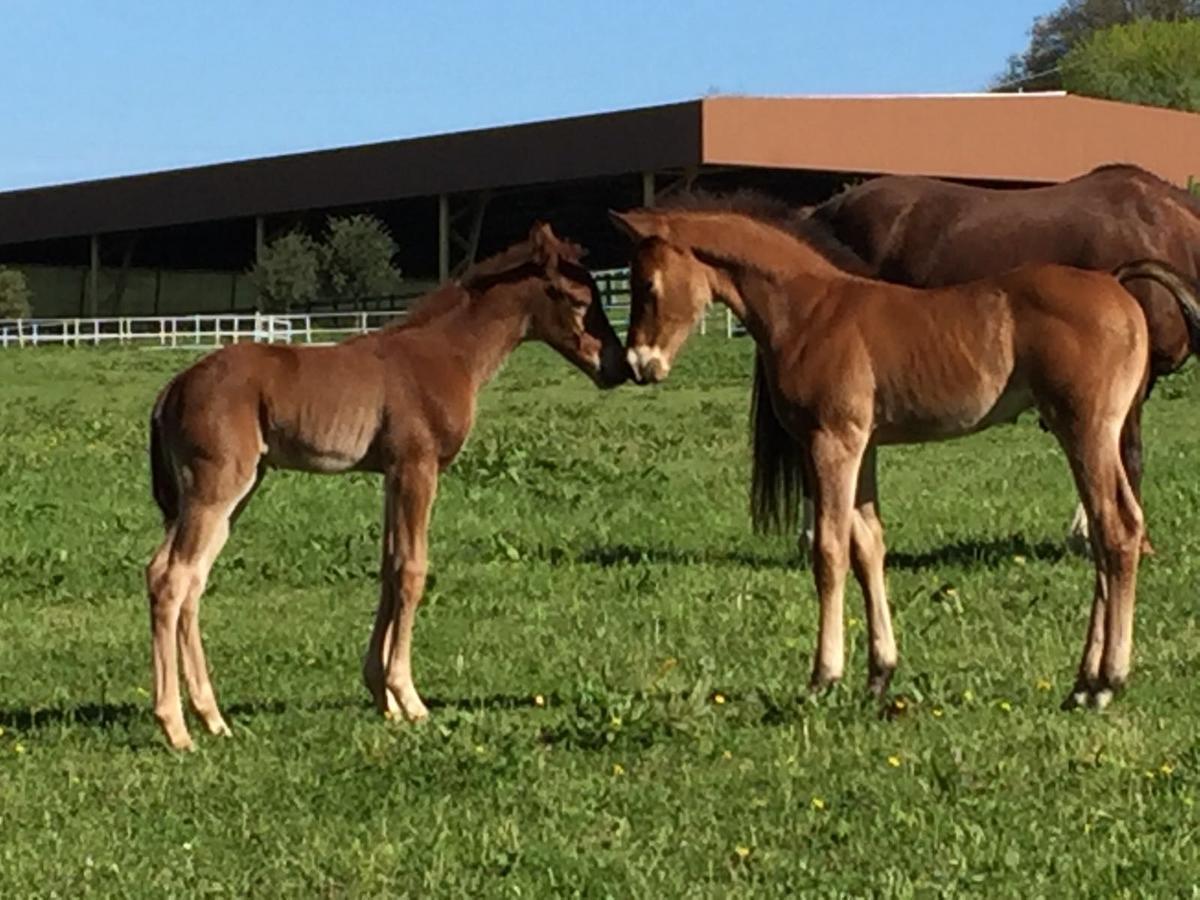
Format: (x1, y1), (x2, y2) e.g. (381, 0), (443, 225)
(1, 1), (1052, 191)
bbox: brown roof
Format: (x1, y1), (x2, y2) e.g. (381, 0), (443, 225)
(2, 94), (1198, 246)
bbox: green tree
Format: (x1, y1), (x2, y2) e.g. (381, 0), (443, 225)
(994, 0), (1199, 91)
(251, 231), (321, 313)
(1062, 19), (1200, 109)
(319, 214), (403, 304)
(0, 267), (32, 319)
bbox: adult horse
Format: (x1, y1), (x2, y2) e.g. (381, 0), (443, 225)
(146, 223), (628, 750)
(612, 203), (1200, 709)
(806, 164), (1200, 551)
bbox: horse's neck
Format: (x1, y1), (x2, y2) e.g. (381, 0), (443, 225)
(393, 284), (530, 390)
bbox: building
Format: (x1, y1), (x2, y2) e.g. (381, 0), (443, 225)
(2, 93), (1198, 317)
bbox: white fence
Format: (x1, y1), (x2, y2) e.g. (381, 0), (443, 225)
(0, 269), (738, 350)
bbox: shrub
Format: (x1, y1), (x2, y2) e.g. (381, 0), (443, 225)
(319, 214), (403, 303)
(251, 232), (321, 312)
(0, 267), (32, 319)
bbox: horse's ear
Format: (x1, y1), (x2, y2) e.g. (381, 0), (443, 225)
(529, 221), (558, 269)
(609, 209), (664, 242)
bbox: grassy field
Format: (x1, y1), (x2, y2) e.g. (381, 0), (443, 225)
(2, 336), (1200, 897)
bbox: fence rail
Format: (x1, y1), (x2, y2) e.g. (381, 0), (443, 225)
(0, 268), (739, 349)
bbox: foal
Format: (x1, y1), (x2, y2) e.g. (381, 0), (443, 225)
(146, 223), (627, 750)
(612, 207), (1200, 709)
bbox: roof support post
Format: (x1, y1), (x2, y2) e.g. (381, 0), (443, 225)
(88, 235), (100, 318)
(641, 171), (656, 207)
(438, 193), (450, 283)
(255, 215), (265, 264)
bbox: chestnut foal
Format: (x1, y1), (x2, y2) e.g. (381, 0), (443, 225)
(146, 223), (627, 750)
(613, 206), (1200, 710)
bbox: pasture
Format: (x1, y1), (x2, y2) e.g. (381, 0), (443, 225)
(2, 336), (1200, 896)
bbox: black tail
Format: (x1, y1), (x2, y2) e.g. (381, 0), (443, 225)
(149, 383), (179, 525)
(1114, 259), (1200, 356)
(749, 352), (805, 533)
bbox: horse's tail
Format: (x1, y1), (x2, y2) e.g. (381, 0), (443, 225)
(749, 351), (804, 533)
(1114, 259), (1200, 356)
(149, 381), (179, 526)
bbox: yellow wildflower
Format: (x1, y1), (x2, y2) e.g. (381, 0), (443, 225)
(1036, 678), (1052, 692)
(1013, 555), (1027, 565)
(894, 698), (907, 711)
(13, 743), (25, 755)
(847, 616), (860, 627)
(932, 707), (944, 718)
(811, 796), (826, 811)
(713, 693), (727, 705)
(963, 689), (975, 702)
(998, 700), (1012, 712)
(887, 755), (902, 768)
(1161, 763), (1175, 776)
(734, 845), (751, 859)
(533, 694), (545, 708)
(722, 750), (733, 760)
(612, 763), (625, 776)
(474, 744), (485, 754)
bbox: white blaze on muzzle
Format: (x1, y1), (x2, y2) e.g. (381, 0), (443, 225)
(626, 345), (669, 381)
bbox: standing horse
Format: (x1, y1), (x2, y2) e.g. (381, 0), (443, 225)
(146, 223), (628, 750)
(612, 205), (1200, 709)
(805, 164), (1200, 552)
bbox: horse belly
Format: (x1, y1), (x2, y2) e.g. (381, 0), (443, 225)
(262, 415), (380, 474)
(874, 382), (1032, 444)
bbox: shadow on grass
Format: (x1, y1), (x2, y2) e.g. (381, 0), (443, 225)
(572, 533), (1070, 573)
(0, 702), (144, 731)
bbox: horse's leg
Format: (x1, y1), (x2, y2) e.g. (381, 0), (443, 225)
(176, 466), (262, 737)
(808, 429), (867, 690)
(1119, 396), (1154, 556)
(364, 481), (402, 717)
(1057, 421), (1143, 709)
(147, 458), (254, 749)
(383, 458), (438, 722)
(848, 446), (896, 696)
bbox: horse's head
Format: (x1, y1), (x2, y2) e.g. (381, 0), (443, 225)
(521, 222), (629, 389)
(610, 209), (713, 384)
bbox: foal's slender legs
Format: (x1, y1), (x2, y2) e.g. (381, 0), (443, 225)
(807, 429), (868, 689)
(1056, 418), (1144, 709)
(146, 460), (253, 750)
(382, 459), (438, 721)
(363, 482), (402, 717)
(848, 447), (897, 695)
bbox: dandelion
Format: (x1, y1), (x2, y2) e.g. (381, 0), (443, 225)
(894, 698), (907, 711)
(1161, 763), (1176, 776)
(533, 694), (545, 708)
(811, 796), (826, 811)
(734, 845), (752, 860)
(1145, 770), (1157, 780)
(962, 689), (975, 702)
(610, 715), (622, 729)
(713, 693), (727, 705)
(998, 700), (1012, 712)
(847, 616), (860, 628)
(612, 763), (626, 777)
(1036, 678), (1052, 692)
(931, 707), (944, 718)
(0, 726), (4, 737)
(1013, 555), (1027, 565)
(474, 744), (485, 754)
(13, 743), (25, 755)
(887, 755), (902, 768)
(722, 750), (733, 760)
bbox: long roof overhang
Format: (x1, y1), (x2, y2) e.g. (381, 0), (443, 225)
(2, 93), (1198, 246)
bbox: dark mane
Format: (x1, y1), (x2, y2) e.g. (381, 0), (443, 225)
(390, 232), (587, 332)
(660, 188), (875, 276)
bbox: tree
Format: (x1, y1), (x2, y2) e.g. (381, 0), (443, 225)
(994, 0), (1200, 91)
(0, 267), (32, 319)
(319, 214), (403, 304)
(251, 231), (321, 312)
(1062, 19), (1200, 110)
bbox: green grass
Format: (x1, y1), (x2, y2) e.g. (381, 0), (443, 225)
(3, 337), (1200, 897)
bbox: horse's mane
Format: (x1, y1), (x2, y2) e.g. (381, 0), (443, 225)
(386, 232), (587, 332)
(659, 188), (875, 276)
